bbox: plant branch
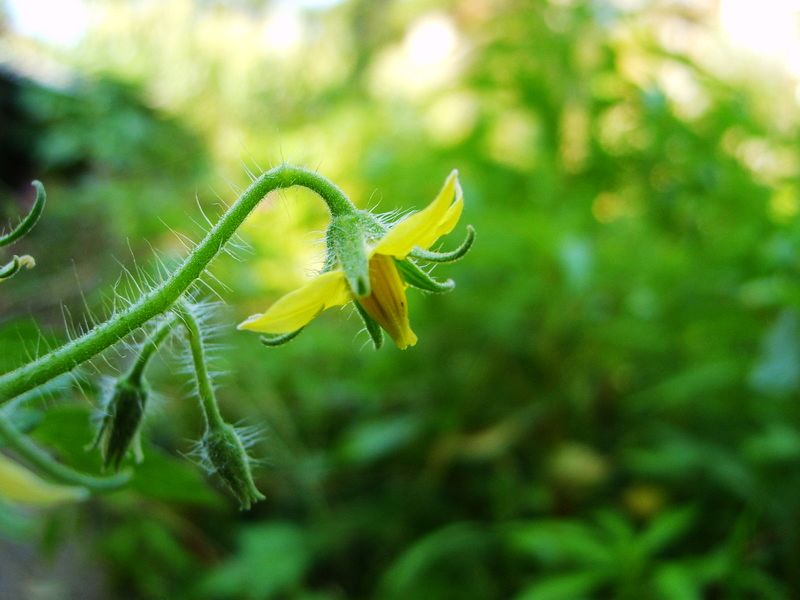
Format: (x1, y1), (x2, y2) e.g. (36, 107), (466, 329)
(127, 315), (178, 383)
(0, 413), (130, 491)
(0, 165), (356, 404)
(0, 181), (46, 247)
(173, 302), (224, 429)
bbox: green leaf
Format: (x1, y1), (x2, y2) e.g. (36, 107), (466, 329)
(638, 507), (695, 556)
(378, 523), (494, 600)
(653, 564), (703, 600)
(515, 571), (607, 600)
(200, 523), (310, 600)
(505, 521), (610, 567)
(337, 415), (421, 463)
(750, 310), (800, 395)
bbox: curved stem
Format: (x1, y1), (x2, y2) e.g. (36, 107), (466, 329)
(0, 414), (130, 491)
(173, 302), (224, 429)
(0, 165), (356, 404)
(127, 315), (178, 383)
(0, 181), (46, 247)
(0, 255), (35, 281)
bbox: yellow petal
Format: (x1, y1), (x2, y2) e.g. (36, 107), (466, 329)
(357, 255), (418, 349)
(433, 191), (464, 240)
(237, 270), (351, 333)
(0, 453), (88, 506)
(372, 170), (463, 258)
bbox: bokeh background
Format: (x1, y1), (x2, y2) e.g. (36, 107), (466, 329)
(2, 0), (800, 598)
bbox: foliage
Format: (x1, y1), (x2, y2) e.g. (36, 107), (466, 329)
(2, 0), (800, 598)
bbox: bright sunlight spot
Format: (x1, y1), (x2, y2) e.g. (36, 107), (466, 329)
(261, 9), (306, 55)
(370, 12), (462, 99)
(718, 0), (800, 77)
(5, 0), (88, 46)
(403, 13), (459, 68)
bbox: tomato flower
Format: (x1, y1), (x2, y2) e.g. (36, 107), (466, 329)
(238, 170), (474, 349)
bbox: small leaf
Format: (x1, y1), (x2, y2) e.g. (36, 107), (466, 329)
(337, 416), (420, 463)
(200, 523), (310, 599)
(515, 571), (607, 600)
(638, 507), (695, 556)
(505, 521), (610, 566)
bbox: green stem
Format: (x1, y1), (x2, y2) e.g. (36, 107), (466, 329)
(0, 414), (130, 491)
(173, 302), (224, 429)
(0, 165), (356, 404)
(0, 181), (46, 247)
(127, 315), (178, 383)
(0, 315), (177, 491)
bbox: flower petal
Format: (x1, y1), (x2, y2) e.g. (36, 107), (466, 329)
(372, 170), (463, 258)
(432, 189), (463, 241)
(237, 270), (351, 333)
(0, 453), (88, 506)
(357, 254), (418, 349)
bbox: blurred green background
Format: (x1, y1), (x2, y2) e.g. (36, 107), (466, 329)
(2, 0), (800, 598)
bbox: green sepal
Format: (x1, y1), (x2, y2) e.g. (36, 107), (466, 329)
(323, 235), (336, 272)
(0, 181), (46, 247)
(260, 328), (304, 347)
(395, 259), (455, 293)
(357, 210), (388, 240)
(94, 375), (149, 472)
(354, 300), (384, 350)
(203, 421), (265, 510)
(410, 225), (475, 263)
(0, 255), (35, 282)
(329, 213), (370, 296)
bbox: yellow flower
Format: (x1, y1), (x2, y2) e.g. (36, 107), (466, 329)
(238, 170), (465, 349)
(0, 452), (88, 506)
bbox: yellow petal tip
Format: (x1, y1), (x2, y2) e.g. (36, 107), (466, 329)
(236, 315), (263, 331)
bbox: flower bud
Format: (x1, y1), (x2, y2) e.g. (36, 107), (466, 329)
(95, 376), (148, 471)
(202, 422), (264, 510)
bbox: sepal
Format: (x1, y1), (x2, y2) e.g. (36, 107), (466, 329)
(410, 225), (475, 263)
(94, 375), (149, 472)
(394, 259), (455, 293)
(201, 421), (264, 510)
(260, 328), (304, 347)
(354, 301), (384, 350)
(329, 213), (370, 296)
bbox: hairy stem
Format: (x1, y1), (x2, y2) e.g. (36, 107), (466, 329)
(127, 315), (178, 383)
(0, 165), (355, 404)
(173, 303), (224, 429)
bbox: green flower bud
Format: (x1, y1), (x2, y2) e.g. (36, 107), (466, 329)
(202, 422), (264, 510)
(95, 376), (148, 472)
